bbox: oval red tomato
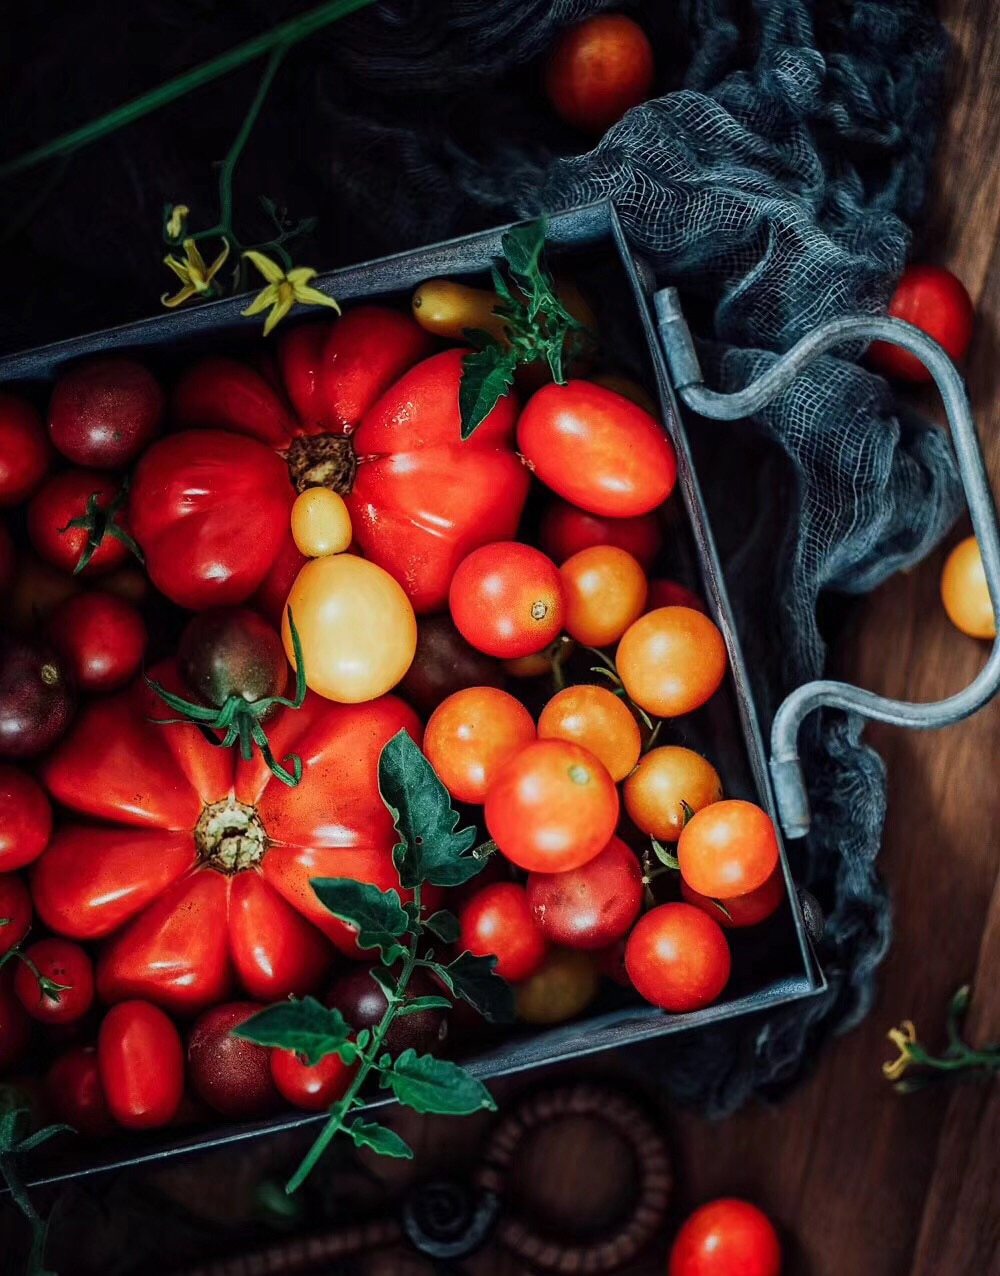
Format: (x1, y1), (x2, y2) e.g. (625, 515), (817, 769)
(624, 903), (731, 1012)
(14, 937), (95, 1024)
(668, 1197), (782, 1276)
(27, 470), (132, 577)
(449, 542), (565, 659)
(32, 663), (426, 1014)
(539, 499), (662, 568)
(46, 590), (148, 694)
(526, 836), (642, 950)
(0, 873), (32, 955)
(458, 881), (548, 982)
(45, 1045), (115, 1137)
(0, 765), (52, 870)
(868, 264), (974, 383)
(517, 381), (676, 518)
(271, 1045), (356, 1111)
(98, 1000), (184, 1129)
(0, 394), (51, 507)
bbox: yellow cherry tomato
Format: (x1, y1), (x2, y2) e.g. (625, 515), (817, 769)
(291, 488), (353, 558)
(941, 535), (995, 639)
(515, 948), (600, 1024)
(537, 683), (641, 782)
(283, 555), (417, 703)
(560, 545), (648, 648)
(623, 746), (722, 841)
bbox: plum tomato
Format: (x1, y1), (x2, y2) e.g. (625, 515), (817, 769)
(400, 615), (504, 715)
(544, 14), (655, 134)
(187, 1001), (279, 1119)
(623, 747), (722, 842)
(941, 535), (995, 639)
(14, 937), (95, 1024)
(0, 394), (51, 507)
(681, 866), (785, 930)
(411, 279), (509, 343)
(624, 903), (731, 1013)
(271, 1046), (356, 1112)
(449, 542), (565, 660)
(327, 966), (448, 1054)
(0, 967), (32, 1070)
(517, 382), (676, 519)
(458, 882), (548, 982)
(0, 521), (15, 596)
(0, 635), (76, 759)
(98, 1000), (184, 1129)
(0, 873), (32, 955)
(290, 487), (353, 558)
(0, 765), (53, 870)
(539, 498), (662, 569)
(616, 607), (727, 718)
(180, 607), (288, 708)
(283, 553), (417, 703)
(515, 948), (600, 1024)
(560, 545), (648, 648)
(868, 264), (974, 383)
(668, 1197), (782, 1276)
(648, 579), (706, 613)
(48, 357), (164, 468)
(27, 470), (132, 577)
(537, 684), (640, 782)
(424, 686), (535, 804)
(677, 800), (780, 900)
(45, 1045), (115, 1137)
(46, 591), (148, 695)
(526, 836), (642, 950)
(485, 739), (619, 873)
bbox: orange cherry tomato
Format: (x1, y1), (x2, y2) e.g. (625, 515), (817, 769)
(424, 686), (536, 804)
(290, 488), (353, 557)
(677, 800), (779, 900)
(515, 948), (600, 1024)
(681, 866), (785, 930)
(560, 545), (648, 647)
(544, 15), (655, 135)
(668, 1198), (782, 1276)
(624, 903), (731, 1013)
(940, 535), (995, 638)
(537, 684), (640, 782)
(449, 542), (565, 659)
(623, 746), (722, 841)
(485, 739), (619, 873)
(616, 607), (727, 717)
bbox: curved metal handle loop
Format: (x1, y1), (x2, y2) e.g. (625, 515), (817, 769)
(655, 288), (1000, 838)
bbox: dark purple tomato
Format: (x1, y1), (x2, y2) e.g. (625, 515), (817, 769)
(186, 1001), (279, 1119)
(400, 614), (504, 714)
(0, 636), (76, 759)
(48, 357), (165, 468)
(327, 966), (448, 1054)
(179, 608), (289, 708)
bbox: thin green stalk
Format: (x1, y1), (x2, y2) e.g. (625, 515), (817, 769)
(217, 42), (289, 239)
(0, 0), (375, 181)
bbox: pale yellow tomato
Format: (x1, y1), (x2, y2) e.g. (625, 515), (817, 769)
(941, 536), (995, 639)
(283, 555), (417, 703)
(291, 488), (353, 558)
(515, 948), (599, 1024)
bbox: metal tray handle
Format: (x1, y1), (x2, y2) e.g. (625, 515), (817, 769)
(655, 288), (1000, 839)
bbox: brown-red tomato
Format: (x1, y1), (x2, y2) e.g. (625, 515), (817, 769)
(526, 836), (642, 950)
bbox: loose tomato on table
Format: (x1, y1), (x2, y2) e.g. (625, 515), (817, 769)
(31, 665), (426, 1014)
(537, 684), (640, 782)
(48, 356), (164, 468)
(0, 873), (32, 955)
(544, 15), (655, 135)
(623, 747), (722, 842)
(539, 498), (662, 568)
(940, 535), (995, 639)
(677, 800), (779, 900)
(0, 393), (51, 507)
(46, 591), (148, 695)
(13, 937), (95, 1024)
(617, 607), (728, 718)
(27, 470), (135, 577)
(625, 903), (731, 1013)
(458, 882), (548, 982)
(0, 765), (52, 870)
(868, 264), (974, 383)
(526, 836), (642, 950)
(560, 545), (648, 647)
(45, 1045), (115, 1137)
(424, 686), (536, 805)
(450, 542), (565, 659)
(668, 1197), (782, 1276)
(98, 1000), (184, 1129)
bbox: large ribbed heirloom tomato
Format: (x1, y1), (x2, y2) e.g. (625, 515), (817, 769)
(31, 663), (423, 1016)
(130, 310), (530, 613)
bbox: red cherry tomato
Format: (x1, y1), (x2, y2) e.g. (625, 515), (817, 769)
(545, 15), (655, 134)
(617, 607), (728, 717)
(271, 1046), (357, 1111)
(624, 903), (731, 1012)
(668, 1198), (782, 1276)
(187, 1001), (279, 1119)
(0, 967), (32, 1069)
(677, 800), (779, 900)
(27, 470), (132, 577)
(458, 882), (548, 982)
(48, 357), (164, 468)
(518, 382), (676, 518)
(648, 579), (706, 613)
(46, 591), (148, 695)
(0, 765), (52, 870)
(45, 1045), (115, 1137)
(0, 873), (32, 955)
(868, 265), (974, 383)
(539, 499), (662, 568)
(0, 521), (15, 596)
(527, 836), (642, 950)
(485, 739), (620, 873)
(450, 542), (565, 659)
(14, 937), (95, 1024)
(681, 866), (785, 929)
(98, 1000), (184, 1129)
(0, 394), (51, 507)
(424, 686), (536, 804)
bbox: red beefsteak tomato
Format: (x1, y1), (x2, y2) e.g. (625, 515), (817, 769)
(131, 311), (530, 612)
(31, 661), (424, 1015)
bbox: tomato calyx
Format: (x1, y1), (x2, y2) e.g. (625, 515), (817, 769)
(285, 433), (357, 495)
(194, 796), (267, 872)
(60, 481), (143, 575)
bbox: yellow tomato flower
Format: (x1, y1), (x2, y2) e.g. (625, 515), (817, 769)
(241, 250), (340, 336)
(161, 236), (231, 308)
(882, 1019), (918, 1082)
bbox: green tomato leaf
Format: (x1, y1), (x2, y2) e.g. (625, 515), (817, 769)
(396, 995), (453, 1017)
(434, 952), (515, 1024)
(459, 343), (518, 440)
(384, 1049), (496, 1117)
(379, 731), (481, 888)
(232, 996), (357, 1066)
(310, 877), (410, 964)
(651, 839), (680, 870)
(369, 967), (398, 1001)
(501, 219), (548, 286)
(424, 909), (460, 944)
(347, 1118), (414, 1160)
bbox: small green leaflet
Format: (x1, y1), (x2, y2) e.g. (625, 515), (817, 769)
(347, 1118), (413, 1160)
(433, 952), (515, 1024)
(651, 839), (680, 870)
(396, 995), (452, 1018)
(310, 877), (410, 964)
(383, 1049), (496, 1116)
(459, 343), (518, 440)
(424, 909), (460, 944)
(500, 220), (547, 289)
(232, 996), (357, 1066)
(379, 731), (483, 888)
